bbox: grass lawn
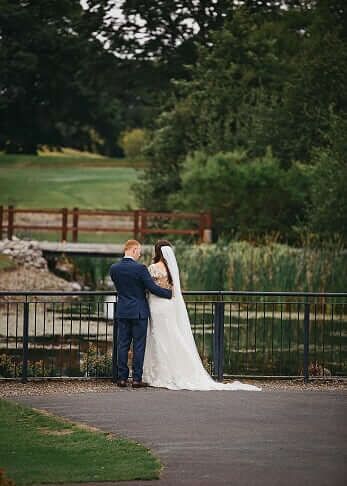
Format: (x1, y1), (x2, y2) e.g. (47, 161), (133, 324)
(0, 149), (147, 168)
(0, 152), (143, 209)
(0, 399), (161, 485)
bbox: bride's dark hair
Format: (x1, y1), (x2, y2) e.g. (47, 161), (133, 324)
(153, 240), (173, 286)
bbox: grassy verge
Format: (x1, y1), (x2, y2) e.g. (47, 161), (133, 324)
(0, 399), (161, 485)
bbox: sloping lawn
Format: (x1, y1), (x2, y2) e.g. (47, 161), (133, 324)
(0, 399), (161, 485)
(0, 164), (140, 209)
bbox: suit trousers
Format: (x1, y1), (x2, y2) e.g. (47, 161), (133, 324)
(117, 317), (148, 381)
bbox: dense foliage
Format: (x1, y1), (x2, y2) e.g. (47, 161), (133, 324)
(1, 0), (345, 241)
(136, 1), (347, 242)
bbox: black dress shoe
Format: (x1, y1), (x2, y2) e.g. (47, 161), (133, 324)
(132, 380), (149, 389)
(117, 380), (127, 387)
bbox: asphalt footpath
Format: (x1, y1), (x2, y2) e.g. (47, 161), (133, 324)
(15, 388), (347, 486)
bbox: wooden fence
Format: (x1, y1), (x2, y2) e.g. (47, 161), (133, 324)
(0, 206), (212, 243)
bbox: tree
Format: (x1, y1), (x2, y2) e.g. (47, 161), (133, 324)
(136, 0), (347, 217)
(133, 101), (196, 209)
(0, 0), (122, 154)
(307, 111), (347, 242)
(135, 6), (293, 209)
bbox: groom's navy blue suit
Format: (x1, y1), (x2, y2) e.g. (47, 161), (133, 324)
(110, 257), (172, 382)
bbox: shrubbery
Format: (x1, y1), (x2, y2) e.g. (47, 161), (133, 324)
(120, 129), (148, 159)
(171, 150), (311, 242)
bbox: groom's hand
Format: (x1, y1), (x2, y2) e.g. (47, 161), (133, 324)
(141, 265), (172, 299)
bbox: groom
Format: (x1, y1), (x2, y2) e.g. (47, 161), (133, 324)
(110, 240), (172, 388)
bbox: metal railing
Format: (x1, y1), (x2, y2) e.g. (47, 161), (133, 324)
(0, 291), (346, 383)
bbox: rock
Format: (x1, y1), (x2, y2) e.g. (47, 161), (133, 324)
(0, 238), (48, 271)
(105, 276), (114, 289)
(71, 282), (82, 291)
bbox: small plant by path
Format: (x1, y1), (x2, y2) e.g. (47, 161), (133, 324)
(0, 399), (161, 485)
(0, 255), (16, 272)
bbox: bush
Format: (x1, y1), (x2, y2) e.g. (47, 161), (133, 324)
(119, 128), (148, 159)
(171, 149), (311, 242)
(81, 344), (112, 377)
(0, 354), (58, 378)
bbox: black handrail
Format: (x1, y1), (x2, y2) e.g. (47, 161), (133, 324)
(0, 290), (346, 297)
(0, 290), (346, 382)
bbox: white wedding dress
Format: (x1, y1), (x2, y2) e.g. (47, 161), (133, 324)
(143, 246), (261, 391)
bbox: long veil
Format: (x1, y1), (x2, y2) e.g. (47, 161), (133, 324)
(161, 245), (203, 351)
(160, 245), (262, 391)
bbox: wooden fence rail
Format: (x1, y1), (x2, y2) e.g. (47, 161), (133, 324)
(0, 206), (212, 243)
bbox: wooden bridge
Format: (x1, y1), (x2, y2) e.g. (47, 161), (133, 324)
(0, 206), (212, 244)
(39, 241), (153, 257)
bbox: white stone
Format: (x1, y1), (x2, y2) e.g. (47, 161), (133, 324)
(71, 282), (82, 291)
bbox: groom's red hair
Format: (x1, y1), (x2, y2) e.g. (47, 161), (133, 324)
(124, 239), (141, 252)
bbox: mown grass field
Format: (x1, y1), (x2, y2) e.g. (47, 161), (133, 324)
(0, 151), (142, 209)
(0, 399), (161, 485)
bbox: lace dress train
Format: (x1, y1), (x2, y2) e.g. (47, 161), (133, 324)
(143, 262), (261, 392)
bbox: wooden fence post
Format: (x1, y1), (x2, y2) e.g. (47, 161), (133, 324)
(202, 211), (212, 244)
(7, 205), (14, 240)
(134, 210), (140, 240)
(0, 206), (3, 240)
(141, 210), (147, 242)
(199, 213), (205, 242)
(72, 207), (79, 243)
(61, 208), (68, 242)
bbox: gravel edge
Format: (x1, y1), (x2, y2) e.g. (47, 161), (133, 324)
(1, 378), (346, 397)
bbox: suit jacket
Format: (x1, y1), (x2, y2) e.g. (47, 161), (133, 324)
(109, 257), (172, 319)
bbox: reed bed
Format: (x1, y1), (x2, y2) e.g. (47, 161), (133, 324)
(176, 241), (346, 292)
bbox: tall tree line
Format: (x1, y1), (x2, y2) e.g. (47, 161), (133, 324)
(0, 1), (346, 242)
(132, 0), (347, 242)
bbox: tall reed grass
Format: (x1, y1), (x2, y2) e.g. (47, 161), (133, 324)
(67, 241), (346, 292)
(175, 241), (346, 292)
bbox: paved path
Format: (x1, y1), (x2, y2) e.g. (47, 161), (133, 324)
(16, 388), (346, 486)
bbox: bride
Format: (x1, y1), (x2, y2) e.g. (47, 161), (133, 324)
(143, 240), (261, 391)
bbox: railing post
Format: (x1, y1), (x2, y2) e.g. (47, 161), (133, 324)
(0, 205), (3, 240)
(112, 299), (118, 383)
(72, 207), (79, 242)
(140, 210), (147, 243)
(303, 301), (310, 384)
(22, 301), (29, 383)
(61, 208), (68, 242)
(134, 210), (140, 240)
(7, 205), (14, 240)
(213, 300), (225, 381)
